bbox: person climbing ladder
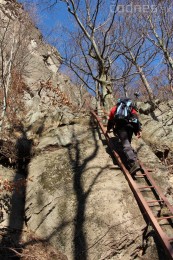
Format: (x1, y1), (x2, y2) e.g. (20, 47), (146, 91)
(106, 98), (142, 175)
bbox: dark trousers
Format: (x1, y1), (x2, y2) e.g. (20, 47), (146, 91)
(116, 127), (137, 164)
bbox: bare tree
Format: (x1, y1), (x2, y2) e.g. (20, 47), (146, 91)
(23, 0), (173, 105)
(57, 0), (162, 106)
(37, 0), (125, 110)
(62, 0), (121, 110)
(0, 18), (18, 131)
(139, 0), (173, 95)
(0, 11), (35, 132)
(113, 8), (158, 102)
(111, 58), (137, 98)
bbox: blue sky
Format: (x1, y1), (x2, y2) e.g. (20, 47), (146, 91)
(18, 1), (74, 44)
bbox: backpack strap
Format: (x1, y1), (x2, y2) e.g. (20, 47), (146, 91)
(116, 102), (123, 115)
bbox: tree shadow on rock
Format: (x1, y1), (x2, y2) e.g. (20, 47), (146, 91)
(4, 117), (113, 259)
(0, 125), (33, 259)
(67, 118), (106, 260)
(141, 223), (168, 260)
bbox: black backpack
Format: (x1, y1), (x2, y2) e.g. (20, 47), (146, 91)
(114, 98), (135, 123)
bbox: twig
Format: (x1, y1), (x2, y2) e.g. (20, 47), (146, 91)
(8, 247), (36, 259)
(2, 247), (22, 257)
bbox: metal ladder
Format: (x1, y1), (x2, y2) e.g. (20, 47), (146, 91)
(91, 109), (173, 259)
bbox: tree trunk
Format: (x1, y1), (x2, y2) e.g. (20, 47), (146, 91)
(0, 33), (16, 133)
(0, 88), (7, 132)
(99, 72), (114, 111)
(168, 70), (173, 96)
(123, 83), (128, 98)
(136, 65), (154, 102)
(95, 81), (101, 112)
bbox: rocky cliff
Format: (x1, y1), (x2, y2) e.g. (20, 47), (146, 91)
(0, 0), (91, 143)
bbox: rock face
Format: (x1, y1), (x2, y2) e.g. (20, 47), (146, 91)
(0, 111), (172, 259)
(22, 114), (172, 260)
(22, 99), (173, 259)
(0, 0), (91, 139)
(24, 118), (153, 260)
(137, 100), (173, 191)
(138, 100), (173, 165)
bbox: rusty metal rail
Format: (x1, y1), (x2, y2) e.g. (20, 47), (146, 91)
(91, 110), (173, 259)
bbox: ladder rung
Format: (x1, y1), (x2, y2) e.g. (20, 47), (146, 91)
(147, 200), (164, 203)
(139, 186), (154, 190)
(135, 174), (147, 177)
(157, 216), (173, 221)
(149, 204), (162, 207)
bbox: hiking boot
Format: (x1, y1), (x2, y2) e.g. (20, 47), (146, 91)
(129, 162), (141, 175)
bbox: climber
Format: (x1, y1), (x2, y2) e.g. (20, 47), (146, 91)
(106, 98), (142, 175)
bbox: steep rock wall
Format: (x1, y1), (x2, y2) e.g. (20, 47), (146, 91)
(0, 0), (90, 134)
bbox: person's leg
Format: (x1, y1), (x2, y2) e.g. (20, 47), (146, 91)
(117, 128), (137, 163)
(117, 128), (140, 174)
(127, 127), (138, 159)
(127, 127), (133, 143)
